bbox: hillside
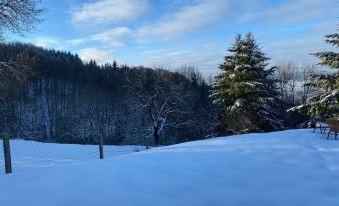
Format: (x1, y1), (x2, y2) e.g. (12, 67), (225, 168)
(1, 129), (339, 206)
(0, 43), (215, 145)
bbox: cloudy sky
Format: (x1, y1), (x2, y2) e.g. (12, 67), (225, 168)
(13, 0), (339, 76)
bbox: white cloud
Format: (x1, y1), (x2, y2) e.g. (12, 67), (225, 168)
(33, 0), (337, 76)
(259, 22), (336, 43)
(43, 27), (132, 49)
(32, 36), (86, 49)
(89, 27), (132, 42)
(265, 39), (334, 66)
(87, 27), (131, 47)
(137, 0), (229, 39)
(33, 37), (61, 48)
(259, 21), (337, 65)
(65, 38), (87, 47)
(239, 0), (338, 25)
(77, 48), (113, 64)
(71, 0), (148, 25)
(139, 49), (224, 76)
(107, 41), (127, 48)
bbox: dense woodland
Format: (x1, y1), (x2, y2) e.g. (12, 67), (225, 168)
(0, 43), (217, 145)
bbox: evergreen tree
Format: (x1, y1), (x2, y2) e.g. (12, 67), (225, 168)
(304, 30), (339, 119)
(112, 60), (118, 70)
(211, 33), (283, 132)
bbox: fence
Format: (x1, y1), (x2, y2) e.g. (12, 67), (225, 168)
(0, 133), (144, 175)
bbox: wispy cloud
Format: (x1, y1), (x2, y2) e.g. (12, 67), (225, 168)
(137, 0), (229, 39)
(33, 37), (61, 48)
(77, 48), (113, 64)
(260, 21), (337, 65)
(138, 49), (224, 76)
(87, 27), (132, 47)
(239, 0), (338, 25)
(89, 27), (132, 42)
(33, 26), (132, 50)
(71, 0), (148, 25)
(65, 38), (87, 47)
(265, 37), (335, 64)
(30, 0), (338, 76)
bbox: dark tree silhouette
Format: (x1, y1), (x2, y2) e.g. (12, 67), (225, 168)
(0, 0), (45, 39)
(0, 0), (44, 94)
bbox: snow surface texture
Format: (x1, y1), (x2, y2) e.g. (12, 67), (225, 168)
(1, 129), (339, 206)
(0, 140), (144, 174)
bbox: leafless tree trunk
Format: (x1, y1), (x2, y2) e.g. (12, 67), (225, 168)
(275, 61), (300, 107)
(0, 0), (44, 131)
(136, 94), (177, 145)
(0, 0), (43, 95)
(301, 64), (317, 104)
(129, 72), (191, 146)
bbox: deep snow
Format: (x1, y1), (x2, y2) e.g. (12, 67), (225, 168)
(1, 129), (339, 206)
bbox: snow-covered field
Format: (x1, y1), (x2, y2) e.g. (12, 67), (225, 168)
(1, 129), (339, 206)
(0, 140), (145, 174)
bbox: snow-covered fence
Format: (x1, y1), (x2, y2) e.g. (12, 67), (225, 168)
(0, 134), (145, 175)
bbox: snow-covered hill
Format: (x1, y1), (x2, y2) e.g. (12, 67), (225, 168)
(1, 129), (339, 206)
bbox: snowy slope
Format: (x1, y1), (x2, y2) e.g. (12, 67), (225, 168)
(0, 140), (144, 174)
(1, 129), (339, 206)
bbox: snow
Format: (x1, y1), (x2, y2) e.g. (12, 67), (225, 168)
(1, 129), (339, 206)
(231, 99), (244, 110)
(287, 104), (305, 112)
(320, 90), (339, 104)
(0, 140), (144, 174)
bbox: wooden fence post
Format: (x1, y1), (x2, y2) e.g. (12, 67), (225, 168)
(99, 134), (104, 159)
(3, 133), (12, 174)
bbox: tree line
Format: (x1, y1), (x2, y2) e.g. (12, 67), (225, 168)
(0, 42), (216, 145)
(0, 0), (338, 145)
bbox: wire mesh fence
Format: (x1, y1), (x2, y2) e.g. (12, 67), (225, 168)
(0, 139), (4, 174)
(0, 134), (145, 175)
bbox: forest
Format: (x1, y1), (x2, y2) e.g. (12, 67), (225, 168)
(0, 43), (216, 145)
(0, 0), (338, 146)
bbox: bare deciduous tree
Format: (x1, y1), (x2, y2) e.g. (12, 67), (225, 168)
(300, 64), (317, 104)
(0, 0), (43, 132)
(275, 61), (300, 107)
(0, 0), (44, 39)
(274, 61), (320, 114)
(0, 0), (44, 95)
(129, 72), (191, 146)
(176, 65), (204, 85)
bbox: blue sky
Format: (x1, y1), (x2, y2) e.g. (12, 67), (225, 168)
(13, 0), (339, 76)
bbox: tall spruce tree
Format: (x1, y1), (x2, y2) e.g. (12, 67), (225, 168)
(304, 30), (339, 119)
(211, 33), (283, 132)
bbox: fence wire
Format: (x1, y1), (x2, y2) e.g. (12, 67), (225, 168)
(0, 138), (144, 175)
(0, 140), (3, 174)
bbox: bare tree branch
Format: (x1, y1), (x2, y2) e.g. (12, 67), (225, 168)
(0, 0), (45, 40)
